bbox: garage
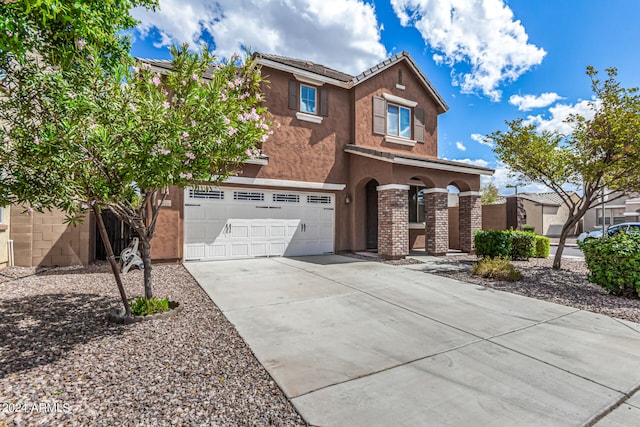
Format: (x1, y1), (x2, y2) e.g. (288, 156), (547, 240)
(184, 186), (335, 261)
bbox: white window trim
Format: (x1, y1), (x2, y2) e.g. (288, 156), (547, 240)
(300, 84), (317, 115)
(382, 93), (417, 108)
(409, 222), (425, 229)
(385, 134), (416, 146)
(294, 73), (325, 87)
(296, 111), (323, 124)
(386, 102), (412, 141)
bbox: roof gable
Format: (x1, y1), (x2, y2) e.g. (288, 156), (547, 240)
(254, 51), (449, 113)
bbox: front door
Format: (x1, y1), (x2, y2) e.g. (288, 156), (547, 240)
(365, 180), (378, 250)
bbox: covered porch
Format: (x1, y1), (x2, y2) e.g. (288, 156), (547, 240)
(345, 145), (494, 259)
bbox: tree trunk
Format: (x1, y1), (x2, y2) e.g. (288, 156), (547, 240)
(553, 220), (576, 269)
(92, 203), (131, 316)
(139, 237), (153, 299)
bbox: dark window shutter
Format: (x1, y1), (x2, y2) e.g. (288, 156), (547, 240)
(414, 107), (425, 143)
(288, 80), (299, 110)
(319, 87), (329, 117)
(373, 96), (386, 135)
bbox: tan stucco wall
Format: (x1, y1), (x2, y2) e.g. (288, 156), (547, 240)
(148, 188), (183, 262)
(10, 206), (92, 267)
(0, 206), (10, 267)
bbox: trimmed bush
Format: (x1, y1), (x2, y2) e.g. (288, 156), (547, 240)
(474, 229), (536, 260)
(582, 232), (640, 297)
(534, 235), (550, 258)
(511, 231), (536, 260)
(474, 230), (512, 258)
(472, 256), (523, 281)
(523, 224), (536, 233)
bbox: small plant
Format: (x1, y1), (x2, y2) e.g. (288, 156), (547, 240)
(472, 257), (523, 281)
(130, 296), (170, 316)
(523, 224), (535, 233)
(534, 235), (550, 258)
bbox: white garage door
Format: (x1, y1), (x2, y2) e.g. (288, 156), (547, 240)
(184, 186), (335, 261)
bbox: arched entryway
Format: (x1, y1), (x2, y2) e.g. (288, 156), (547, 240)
(365, 179), (379, 250)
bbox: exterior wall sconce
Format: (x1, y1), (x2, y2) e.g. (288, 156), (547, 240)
(344, 193), (352, 204)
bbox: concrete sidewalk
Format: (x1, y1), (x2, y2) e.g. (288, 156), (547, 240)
(186, 256), (640, 426)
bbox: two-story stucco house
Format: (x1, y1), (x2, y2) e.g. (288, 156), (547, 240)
(142, 51), (493, 262)
(9, 51), (493, 267)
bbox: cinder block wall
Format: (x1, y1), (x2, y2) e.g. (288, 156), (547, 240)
(10, 206), (92, 267)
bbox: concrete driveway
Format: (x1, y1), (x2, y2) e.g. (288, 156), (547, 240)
(185, 255), (640, 426)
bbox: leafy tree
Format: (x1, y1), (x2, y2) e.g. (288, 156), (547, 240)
(0, 43), (271, 311)
(480, 182), (500, 205)
(491, 67), (640, 269)
(1, 0), (156, 315)
(0, 0), (156, 70)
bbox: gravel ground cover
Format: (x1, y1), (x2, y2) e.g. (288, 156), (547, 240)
(423, 255), (640, 324)
(0, 263), (305, 426)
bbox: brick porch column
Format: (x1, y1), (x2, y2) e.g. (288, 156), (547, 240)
(459, 191), (482, 253)
(377, 184), (409, 260)
(425, 188), (449, 255)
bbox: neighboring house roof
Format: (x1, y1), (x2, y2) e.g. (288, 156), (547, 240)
(254, 51), (449, 114)
(345, 144), (494, 176)
(515, 192), (576, 207)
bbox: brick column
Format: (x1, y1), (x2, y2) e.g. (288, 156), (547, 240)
(377, 184), (409, 260)
(459, 191), (482, 254)
(425, 188), (449, 255)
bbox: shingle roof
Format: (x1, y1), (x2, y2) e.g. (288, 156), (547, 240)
(345, 144), (494, 175)
(254, 53), (355, 82)
(516, 192), (567, 206)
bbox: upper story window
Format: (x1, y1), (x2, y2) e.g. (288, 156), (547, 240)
(373, 94), (425, 146)
(288, 79), (329, 123)
(300, 85), (317, 114)
(387, 104), (411, 139)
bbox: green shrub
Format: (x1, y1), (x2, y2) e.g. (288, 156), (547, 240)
(472, 256), (523, 281)
(130, 296), (170, 316)
(581, 232), (640, 297)
(523, 224), (536, 233)
(474, 230), (512, 258)
(510, 231), (536, 260)
(534, 235), (550, 258)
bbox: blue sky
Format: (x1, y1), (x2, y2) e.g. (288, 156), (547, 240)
(129, 0), (640, 194)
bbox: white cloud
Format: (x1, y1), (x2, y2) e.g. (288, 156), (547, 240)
(480, 162), (551, 194)
(456, 141), (467, 151)
(509, 92), (563, 111)
(523, 99), (599, 135)
(471, 133), (494, 147)
(132, 0), (388, 75)
(450, 158), (490, 168)
(390, 0), (546, 101)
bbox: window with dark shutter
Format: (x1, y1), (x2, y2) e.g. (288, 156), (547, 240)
(319, 87), (329, 117)
(288, 80), (299, 110)
(373, 96), (386, 135)
(414, 107), (425, 143)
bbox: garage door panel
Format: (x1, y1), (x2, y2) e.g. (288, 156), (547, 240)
(208, 244), (227, 258)
(185, 205), (205, 220)
(184, 187), (334, 261)
(185, 244), (206, 259)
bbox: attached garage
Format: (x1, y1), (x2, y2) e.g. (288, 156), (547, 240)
(184, 186), (335, 261)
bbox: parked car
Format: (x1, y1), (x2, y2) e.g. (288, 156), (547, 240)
(577, 222), (640, 244)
